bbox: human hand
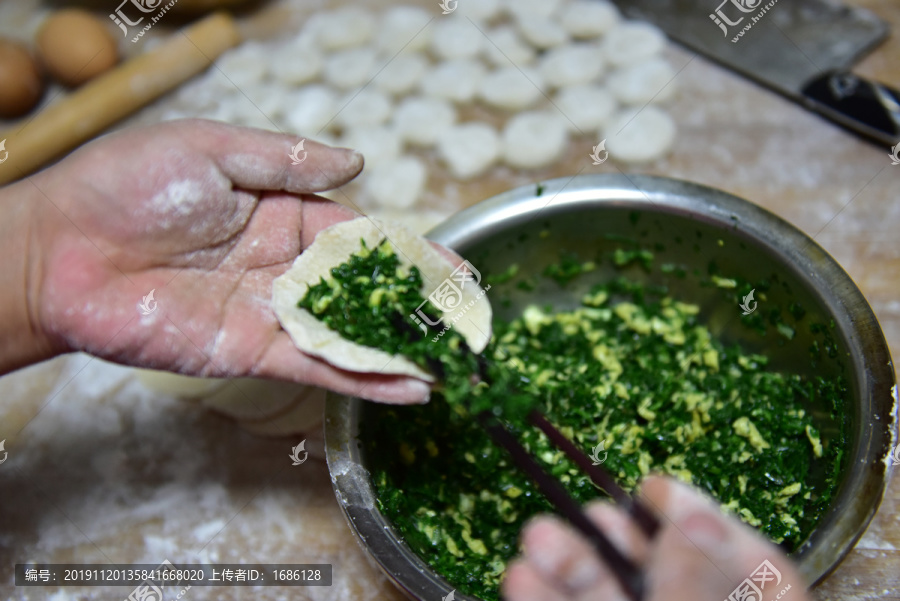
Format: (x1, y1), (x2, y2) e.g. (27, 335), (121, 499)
(503, 475), (809, 601)
(13, 118), (431, 403)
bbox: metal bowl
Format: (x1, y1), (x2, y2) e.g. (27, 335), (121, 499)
(325, 174), (897, 600)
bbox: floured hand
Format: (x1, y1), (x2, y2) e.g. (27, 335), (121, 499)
(503, 475), (810, 601)
(20, 119), (431, 403)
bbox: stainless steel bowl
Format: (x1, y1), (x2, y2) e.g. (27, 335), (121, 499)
(325, 174), (897, 600)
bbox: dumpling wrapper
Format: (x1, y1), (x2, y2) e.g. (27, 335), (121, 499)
(272, 217), (492, 382)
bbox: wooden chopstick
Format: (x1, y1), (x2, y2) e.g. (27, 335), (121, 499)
(528, 411), (661, 539)
(478, 412), (646, 601)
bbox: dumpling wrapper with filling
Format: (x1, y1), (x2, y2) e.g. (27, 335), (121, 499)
(272, 217), (493, 382)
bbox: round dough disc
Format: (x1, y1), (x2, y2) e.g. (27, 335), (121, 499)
(363, 156), (428, 210)
(479, 66), (545, 111)
(601, 21), (666, 67)
(437, 122), (501, 180)
(607, 57), (677, 105)
(603, 106), (676, 164)
(502, 111), (570, 169)
(392, 96), (457, 147)
(554, 84), (618, 133)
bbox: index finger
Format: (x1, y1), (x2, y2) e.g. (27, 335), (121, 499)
(181, 119), (364, 194)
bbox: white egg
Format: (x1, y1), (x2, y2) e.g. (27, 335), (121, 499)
(554, 84), (618, 133)
(538, 43), (605, 89)
(478, 66), (545, 110)
(374, 53), (429, 96)
(516, 14), (569, 49)
(340, 126), (403, 170)
(323, 47), (379, 90)
(607, 57), (677, 105)
(481, 25), (536, 67)
(335, 88), (392, 129)
(283, 85), (340, 134)
(603, 105), (676, 164)
(420, 58), (486, 103)
(601, 21), (666, 67)
(313, 7), (375, 50)
(375, 6), (432, 54)
(363, 156), (428, 209)
(502, 111), (569, 169)
(559, 1), (621, 39)
(393, 96), (458, 146)
(437, 122), (501, 179)
(430, 17), (485, 60)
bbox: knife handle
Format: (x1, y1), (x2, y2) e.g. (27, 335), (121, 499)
(801, 71), (900, 147)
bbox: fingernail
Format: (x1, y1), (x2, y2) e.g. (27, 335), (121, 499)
(677, 511), (728, 555)
(405, 379), (431, 403)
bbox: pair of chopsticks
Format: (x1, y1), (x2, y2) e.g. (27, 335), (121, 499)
(479, 411), (658, 601)
(391, 315), (659, 600)
(470, 352), (658, 601)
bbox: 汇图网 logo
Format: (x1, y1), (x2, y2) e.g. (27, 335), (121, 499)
(410, 260), (491, 342)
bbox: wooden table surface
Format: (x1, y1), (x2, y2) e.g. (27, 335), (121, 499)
(0, 0), (897, 600)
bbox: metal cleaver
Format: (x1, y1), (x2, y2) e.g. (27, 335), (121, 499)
(609, 0), (900, 146)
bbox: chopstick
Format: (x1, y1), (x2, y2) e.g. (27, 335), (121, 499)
(528, 411), (661, 539)
(478, 412), (646, 601)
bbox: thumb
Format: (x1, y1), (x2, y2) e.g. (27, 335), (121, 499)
(641, 476), (806, 601)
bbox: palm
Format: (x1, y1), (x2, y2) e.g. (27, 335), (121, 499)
(30, 120), (428, 402)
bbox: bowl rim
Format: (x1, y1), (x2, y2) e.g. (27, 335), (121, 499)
(325, 174), (898, 600)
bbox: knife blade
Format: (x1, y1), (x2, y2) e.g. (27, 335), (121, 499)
(608, 0), (900, 146)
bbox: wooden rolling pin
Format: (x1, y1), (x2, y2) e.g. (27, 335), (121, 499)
(0, 12), (241, 187)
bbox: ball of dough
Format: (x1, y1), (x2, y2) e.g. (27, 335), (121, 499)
(503, 0), (563, 19)
(216, 42), (271, 90)
(36, 9), (119, 87)
(363, 156), (428, 209)
(607, 57), (677, 105)
(430, 18), (484, 60)
(437, 122), (501, 180)
(516, 14), (569, 49)
(335, 88), (392, 129)
(323, 47), (379, 90)
(312, 7), (375, 51)
(340, 125), (403, 169)
(478, 66), (545, 111)
(554, 84), (618, 133)
(537, 43), (605, 89)
(271, 38), (323, 85)
(454, 0), (503, 21)
(284, 85), (339, 134)
(601, 21), (666, 67)
(560, 1), (621, 39)
(481, 25), (536, 67)
(374, 52), (428, 96)
(603, 106), (676, 164)
(375, 6), (432, 54)
(0, 38), (43, 118)
(502, 111), (569, 169)
(420, 58), (486, 103)
(392, 96), (457, 147)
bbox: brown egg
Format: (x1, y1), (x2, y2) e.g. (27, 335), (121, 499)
(36, 9), (119, 87)
(0, 38), (44, 119)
